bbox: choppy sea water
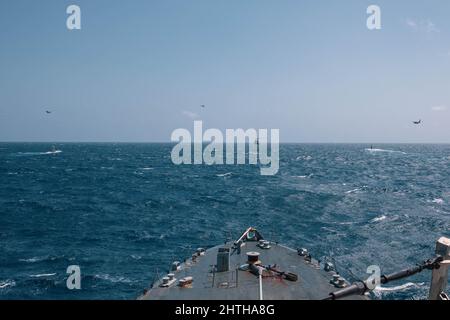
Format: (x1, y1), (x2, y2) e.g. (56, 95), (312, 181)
(0, 143), (449, 300)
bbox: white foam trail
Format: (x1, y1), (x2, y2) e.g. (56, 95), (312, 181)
(16, 150), (62, 156)
(217, 172), (232, 177)
(346, 188), (360, 194)
(42, 150), (62, 155)
(139, 167), (154, 170)
(365, 148), (406, 155)
(30, 273), (57, 278)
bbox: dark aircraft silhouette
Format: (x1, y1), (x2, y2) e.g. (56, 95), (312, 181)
(201, 105), (205, 108)
(413, 120), (421, 125)
(45, 110), (52, 114)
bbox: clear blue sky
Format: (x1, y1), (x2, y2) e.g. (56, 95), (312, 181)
(0, 0), (449, 142)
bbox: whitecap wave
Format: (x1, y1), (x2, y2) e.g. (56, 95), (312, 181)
(0, 280), (16, 289)
(371, 215), (387, 223)
(216, 172), (232, 177)
(338, 221), (356, 225)
(19, 257), (44, 263)
(19, 255), (68, 263)
(94, 274), (133, 283)
(296, 155), (313, 161)
(293, 174), (313, 179)
(29, 273), (57, 278)
(346, 185), (368, 194)
(374, 282), (423, 292)
(431, 198), (444, 205)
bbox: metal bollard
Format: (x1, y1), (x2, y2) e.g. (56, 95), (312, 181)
(428, 237), (450, 300)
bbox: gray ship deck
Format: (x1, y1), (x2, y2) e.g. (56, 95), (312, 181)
(140, 229), (368, 300)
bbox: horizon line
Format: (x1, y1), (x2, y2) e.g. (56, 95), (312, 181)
(1, 141), (450, 145)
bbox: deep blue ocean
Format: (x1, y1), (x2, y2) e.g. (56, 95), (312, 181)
(0, 143), (449, 300)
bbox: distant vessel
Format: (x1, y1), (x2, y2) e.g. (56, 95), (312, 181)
(139, 228), (449, 300)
